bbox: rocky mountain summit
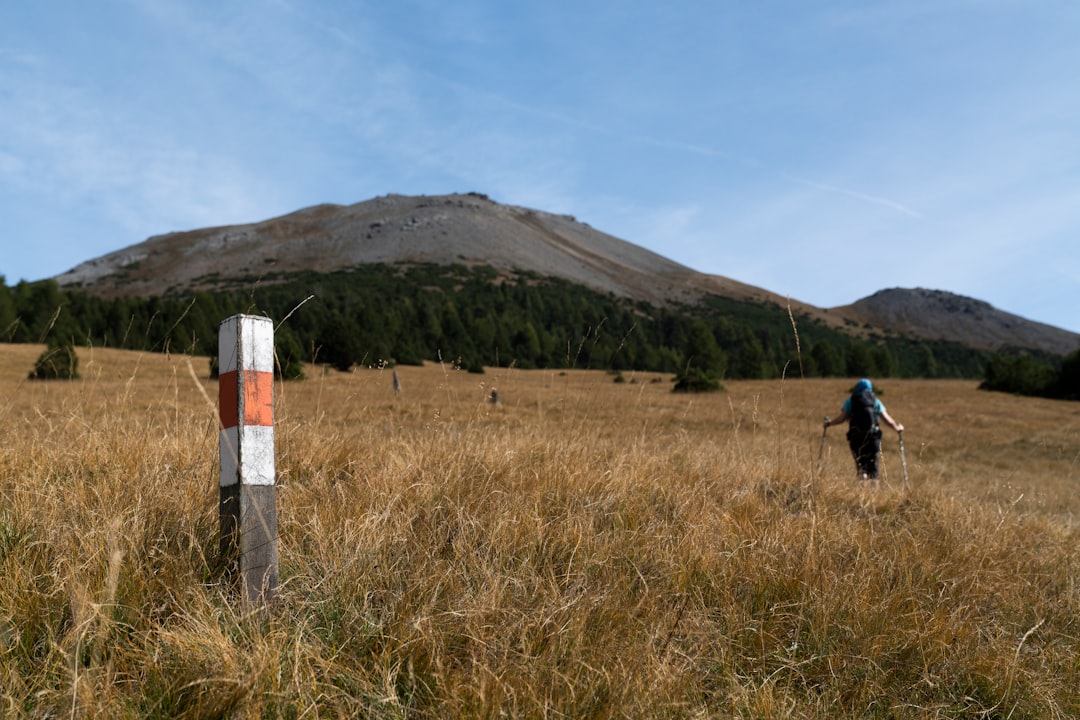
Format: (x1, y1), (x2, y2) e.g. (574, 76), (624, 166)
(55, 193), (1078, 357)
(56, 193), (778, 309)
(837, 288), (1078, 356)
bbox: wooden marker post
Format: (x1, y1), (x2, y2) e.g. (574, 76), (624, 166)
(218, 314), (279, 602)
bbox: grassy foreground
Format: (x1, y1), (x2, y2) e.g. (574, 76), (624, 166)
(1, 343), (1078, 718)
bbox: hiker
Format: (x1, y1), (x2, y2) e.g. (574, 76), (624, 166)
(824, 378), (903, 480)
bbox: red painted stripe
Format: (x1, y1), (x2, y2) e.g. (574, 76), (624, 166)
(243, 370), (274, 427)
(219, 370), (239, 429)
(219, 369), (273, 428)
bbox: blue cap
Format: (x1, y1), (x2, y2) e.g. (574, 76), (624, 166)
(855, 378), (873, 392)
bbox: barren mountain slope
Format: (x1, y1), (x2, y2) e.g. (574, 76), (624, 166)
(834, 288), (1079, 356)
(55, 193), (791, 310)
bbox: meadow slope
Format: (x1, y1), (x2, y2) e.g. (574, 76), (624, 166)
(1, 344), (1078, 718)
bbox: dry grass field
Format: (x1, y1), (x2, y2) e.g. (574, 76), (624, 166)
(1, 342), (1078, 718)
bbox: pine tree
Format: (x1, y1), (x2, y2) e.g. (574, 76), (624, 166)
(674, 320), (725, 392)
(276, 328), (307, 380)
(1053, 349), (1080, 400)
(0, 278), (17, 341)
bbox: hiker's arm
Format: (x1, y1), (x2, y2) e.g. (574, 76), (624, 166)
(880, 409), (904, 433)
(825, 409), (849, 428)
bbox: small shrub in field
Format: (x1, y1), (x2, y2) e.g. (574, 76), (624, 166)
(27, 340), (79, 380)
(277, 355), (306, 381)
(672, 371), (722, 392)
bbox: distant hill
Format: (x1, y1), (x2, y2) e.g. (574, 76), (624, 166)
(53, 192), (1078, 357)
(834, 288), (1079, 357)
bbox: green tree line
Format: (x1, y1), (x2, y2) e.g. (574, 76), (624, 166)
(979, 348), (1080, 401)
(0, 265), (998, 381)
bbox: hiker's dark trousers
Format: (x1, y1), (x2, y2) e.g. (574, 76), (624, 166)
(848, 429), (882, 479)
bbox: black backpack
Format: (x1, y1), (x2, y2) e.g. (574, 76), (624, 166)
(848, 388), (880, 439)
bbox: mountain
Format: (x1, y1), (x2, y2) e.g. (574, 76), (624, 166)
(54, 192), (1078, 357)
(834, 288), (1078, 357)
(55, 192), (782, 307)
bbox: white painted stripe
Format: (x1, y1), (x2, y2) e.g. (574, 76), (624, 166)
(219, 316), (240, 375)
(219, 425), (275, 486)
(240, 316), (275, 373)
(220, 426), (239, 487)
(240, 425), (276, 486)
(219, 314), (273, 374)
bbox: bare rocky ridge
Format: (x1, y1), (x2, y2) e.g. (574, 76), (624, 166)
(834, 288), (1079, 356)
(57, 193), (784, 307)
(54, 192), (1078, 356)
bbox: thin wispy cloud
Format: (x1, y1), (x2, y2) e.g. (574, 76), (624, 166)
(408, 69), (927, 224)
(781, 175), (922, 219)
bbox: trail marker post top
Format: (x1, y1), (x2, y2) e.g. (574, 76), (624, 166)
(218, 314), (278, 603)
(219, 315), (275, 488)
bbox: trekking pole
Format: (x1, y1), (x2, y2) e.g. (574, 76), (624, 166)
(817, 416), (829, 472)
(898, 430), (909, 489)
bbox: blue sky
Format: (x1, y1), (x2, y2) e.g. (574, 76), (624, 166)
(2, 1), (1078, 334)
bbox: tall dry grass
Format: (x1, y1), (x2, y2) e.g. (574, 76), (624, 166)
(0, 343), (1078, 718)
